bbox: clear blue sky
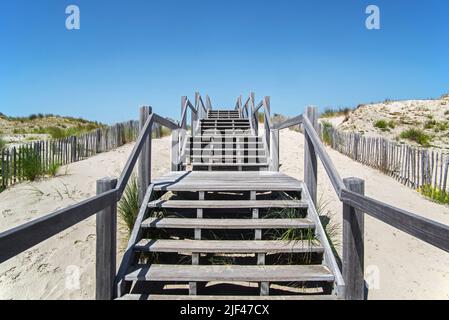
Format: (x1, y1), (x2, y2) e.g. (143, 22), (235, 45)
(1, 0), (448, 124)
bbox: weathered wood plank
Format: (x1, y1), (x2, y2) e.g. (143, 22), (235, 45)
(0, 189), (117, 264)
(343, 178), (365, 300)
(304, 107), (318, 205)
(134, 239), (324, 254)
(340, 188), (449, 253)
(125, 264), (335, 282)
(148, 199), (308, 209)
(137, 106), (152, 204)
(141, 217), (314, 229)
(96, 177), (118, 300)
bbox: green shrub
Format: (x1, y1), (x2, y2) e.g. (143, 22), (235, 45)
(399, 129), (431, 146)
(21, 148), (43, 181)
(424, 120), (437, 129)
(321, 107), (352, 118)
(46, 127), (67, 139)
(118, 175), (139, 235)
(46, 162), (61, 177)
(419, 185), (449, 204)
(321, 121), (333, 145)
(387, 120), (396, 129)
(374, 119), (395, 131)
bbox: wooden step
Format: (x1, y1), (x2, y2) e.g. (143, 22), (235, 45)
(124, 264), (334, 282)
(118, 294), (338, 300)
(187, 148), (265, 152)
(141, 217), (314, 230)
(134, 239), (323, 254)
(187, 142), (264, 145)
(148, 199), (308, 209)
(190, 163), (269, 167)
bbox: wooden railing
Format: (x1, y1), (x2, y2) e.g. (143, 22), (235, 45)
(0, 105), (183, 300)
(273, 106), (449, 300)
(2, 95), (449, 301)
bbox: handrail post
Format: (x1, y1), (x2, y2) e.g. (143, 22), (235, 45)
(343, 177), (365, 300)
(269, 129), (279, 171)
(171, 129), (180, 171)
(180, 96), (187, 142)
(96, 177), (118, 300)
(264, 97), (271, 151)
(304, 106), (318, 206)
(138, 106), (152, 205)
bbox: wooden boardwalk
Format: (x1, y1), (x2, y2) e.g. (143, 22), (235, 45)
(115, 105), (343, 300)
(2, 93), (448, 301)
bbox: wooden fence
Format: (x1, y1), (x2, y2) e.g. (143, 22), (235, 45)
(320, 124), (449, 192)
(0, 121), (143, 190)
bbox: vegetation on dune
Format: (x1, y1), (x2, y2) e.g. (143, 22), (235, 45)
(399, 129), (432, 146)
(46, 162), (61, 177)
(1, 112), (105, 138)
(21, 148), (43, 181)
(320, 107), (353, 119)
(321, 121), (333, 146)
(419, 185), (449, 205)
(118, 174), (140, 235)
(373, 119), (395, 131)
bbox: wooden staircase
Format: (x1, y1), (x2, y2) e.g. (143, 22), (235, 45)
(182, 109), (269, 171)
(116, 171), (342, 300)
(116, 107), (343, 300)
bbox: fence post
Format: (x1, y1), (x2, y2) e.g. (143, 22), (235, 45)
(343, 177), (365, 300)
(304, 106), (318, 206)
(269, 129), (279, 171)
(171, 129), (180, 171)
(138, 106), (152, 205)
(96, 177), (118, 300)
(180, 96), (187, 144)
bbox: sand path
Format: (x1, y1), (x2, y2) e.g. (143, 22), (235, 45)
(1, 130), (448, 299)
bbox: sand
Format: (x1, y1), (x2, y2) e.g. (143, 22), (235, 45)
(336, 97), (449, 149)
(0, 136), (171, 300)
(1, 130), (448, 300)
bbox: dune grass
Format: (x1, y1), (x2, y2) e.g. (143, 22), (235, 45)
(21, 148), (43, 181)
(320, 107), (352, 118)
(321, 121), (333, 145)
(118, 174), (140, 235)
(399, 129), (431, 146)
(419, 185), (449, 204)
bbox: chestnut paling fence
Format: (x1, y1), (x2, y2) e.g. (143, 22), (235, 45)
(0, 121), (169, 190)
(320, 124), (449, 193)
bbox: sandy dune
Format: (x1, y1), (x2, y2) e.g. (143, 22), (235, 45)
(1, 130), (448, 300)
(0, 136), (171, 300)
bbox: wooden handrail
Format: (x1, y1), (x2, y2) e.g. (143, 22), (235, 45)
(302, 115), (346, 195)
(117, 114), (154, 196)
(0, 109), (182, 265)
(340, 188), (449, 252)
(0, 188), (117, 263)
(271, 109), (449, 254)
(273, 114), (303, 130)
